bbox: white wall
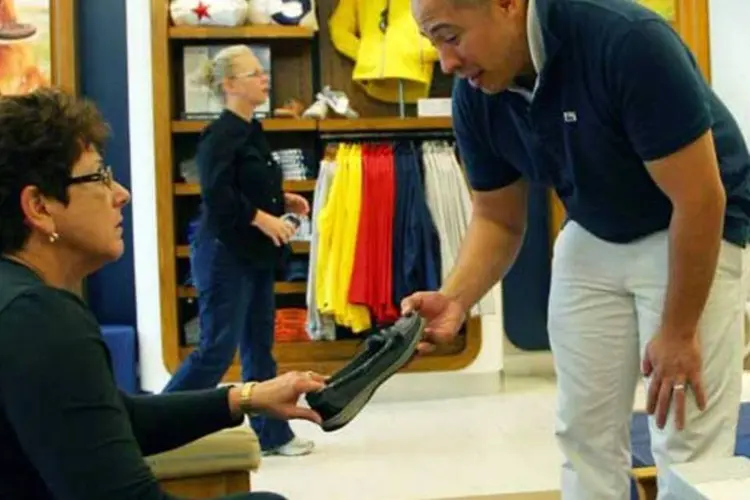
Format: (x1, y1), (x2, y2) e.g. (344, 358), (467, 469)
(709, 0), (750, 143)
(126, 0), (504, 396)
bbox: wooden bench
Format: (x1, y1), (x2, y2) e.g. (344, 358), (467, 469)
(146, 425), (261, 498)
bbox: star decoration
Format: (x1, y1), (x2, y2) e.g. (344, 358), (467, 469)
(191, 1), (211, 21)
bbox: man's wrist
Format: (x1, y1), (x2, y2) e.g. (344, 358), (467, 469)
(438, 287), (470, 315)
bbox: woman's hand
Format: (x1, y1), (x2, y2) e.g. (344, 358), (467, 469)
(230, 371), (328, 424)
(251, 210), (296, 246)
(284, 193), (310, 216)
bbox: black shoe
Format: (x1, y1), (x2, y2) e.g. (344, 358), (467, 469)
(305, 313), (425, 432)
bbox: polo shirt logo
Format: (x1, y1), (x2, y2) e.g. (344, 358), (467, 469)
(563, 111), (578, 123)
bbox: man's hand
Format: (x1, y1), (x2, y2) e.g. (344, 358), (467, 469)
(284, 193), (310, 216)
(401, 291), (466, 353)
(643, 332), (706, 430)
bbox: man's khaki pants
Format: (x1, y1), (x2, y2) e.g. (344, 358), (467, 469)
(549, 221), (746, 500)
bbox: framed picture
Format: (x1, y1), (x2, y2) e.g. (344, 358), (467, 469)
(181, 43), (273, 120)
(0, 0), (77, 96)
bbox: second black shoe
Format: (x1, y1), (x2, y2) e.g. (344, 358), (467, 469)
(305, 313), (426, 432)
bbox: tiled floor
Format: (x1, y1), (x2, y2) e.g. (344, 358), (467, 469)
(252, 369), (750, 500)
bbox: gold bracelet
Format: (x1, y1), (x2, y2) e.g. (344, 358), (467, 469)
(239, 381), (259, 416)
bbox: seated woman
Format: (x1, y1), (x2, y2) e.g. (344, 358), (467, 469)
(0, 88), (325, 499)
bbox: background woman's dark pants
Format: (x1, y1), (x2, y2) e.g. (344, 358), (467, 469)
(163, 234), (294, 450)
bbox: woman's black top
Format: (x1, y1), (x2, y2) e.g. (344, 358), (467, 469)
(196, 109), (285, 268)
(0, 258), (245, 499)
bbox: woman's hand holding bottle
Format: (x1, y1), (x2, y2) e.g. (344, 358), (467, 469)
(251, 210), (296, 246)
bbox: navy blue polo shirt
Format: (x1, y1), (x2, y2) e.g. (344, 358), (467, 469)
(454, 0), (750, 246)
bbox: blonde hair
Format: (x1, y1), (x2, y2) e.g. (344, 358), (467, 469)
(193, 45), (252, 100)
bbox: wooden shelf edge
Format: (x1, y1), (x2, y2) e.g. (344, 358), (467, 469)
(178, 283), (305, 297)
(172, 117), (452, 134)
(318, 117), (452, 132)
(172, 118), (317, 133)
(174, 183), (200, 196)
(177, 241), (309, 257)
(168, 25), (315, 40)
(283, 179), (316, 191)
(175, 179), (314, 196)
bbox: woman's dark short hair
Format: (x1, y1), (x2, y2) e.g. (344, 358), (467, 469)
(0, 87), (110, 254)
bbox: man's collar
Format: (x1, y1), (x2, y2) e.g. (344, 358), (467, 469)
(507, 0), (544, 99)
(507, 0), (560, 101)
(527, 0), (546, 73)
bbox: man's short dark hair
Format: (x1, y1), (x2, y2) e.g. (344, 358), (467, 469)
(0, 87), (110, 254)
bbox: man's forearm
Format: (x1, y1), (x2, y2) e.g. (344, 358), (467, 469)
(660, 201), (725, 339)
(441, 215), (524, 312)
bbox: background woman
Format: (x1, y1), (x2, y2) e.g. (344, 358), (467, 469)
(0, 87), (324, 499)
(162, 45), (314, 457)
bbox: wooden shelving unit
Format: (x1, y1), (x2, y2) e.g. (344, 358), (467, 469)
(150, 0), (481, 381)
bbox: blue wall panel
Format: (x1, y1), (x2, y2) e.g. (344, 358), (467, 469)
(501, 185), (552, 351)
(77, 0), (136, 327)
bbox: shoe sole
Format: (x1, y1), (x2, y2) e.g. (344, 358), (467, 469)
(321, 317), (425, 432)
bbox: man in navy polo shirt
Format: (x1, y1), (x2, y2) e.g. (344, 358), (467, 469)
(402, 0), (750, 498)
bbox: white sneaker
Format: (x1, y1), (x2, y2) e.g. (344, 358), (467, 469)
(301, 99), (328, 119)
(263, 437), (315, 457)
(318, 86), (359, 118)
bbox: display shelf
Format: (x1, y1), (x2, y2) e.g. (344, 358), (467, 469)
(171, 118), (318, 133)
(151, 0), (483, 379)
(168, 25), (315, 40)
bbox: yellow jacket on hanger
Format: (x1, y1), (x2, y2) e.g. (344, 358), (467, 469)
(328, 0), (439, 104)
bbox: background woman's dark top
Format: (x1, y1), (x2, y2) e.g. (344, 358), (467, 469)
(197, 109), (286, 268)
(0, 258), (245, 499)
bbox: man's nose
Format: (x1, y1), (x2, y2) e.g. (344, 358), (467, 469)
(438, 46), (462, 75)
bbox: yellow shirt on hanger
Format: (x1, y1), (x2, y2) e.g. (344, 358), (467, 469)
(315, 144), (371, 333)
(334, 144), (370, 332)
(328, 0), (439, 104)
(315, 145), (346, 315)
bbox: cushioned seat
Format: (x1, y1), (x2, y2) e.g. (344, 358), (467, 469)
(146, 425), (261, 479)
(145, 425), (261, 497)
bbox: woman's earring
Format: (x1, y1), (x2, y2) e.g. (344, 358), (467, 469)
(49, 232), (59, 243)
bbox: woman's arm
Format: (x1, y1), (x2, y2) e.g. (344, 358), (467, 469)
(119, 387), (243, 456)
(0, 288), (185, 500)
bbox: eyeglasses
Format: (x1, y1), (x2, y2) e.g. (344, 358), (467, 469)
(233, 69), (267, 79)
(67, 165), (113, 189)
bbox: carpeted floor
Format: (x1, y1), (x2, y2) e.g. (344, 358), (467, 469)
(436, 491), (559, 500)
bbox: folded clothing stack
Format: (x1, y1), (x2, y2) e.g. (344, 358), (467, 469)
(273, 148), (314, 180)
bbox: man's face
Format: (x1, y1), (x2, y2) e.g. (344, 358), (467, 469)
(412, 0), (529, 94)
